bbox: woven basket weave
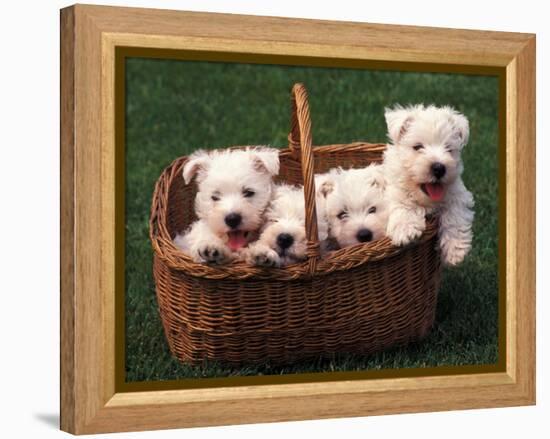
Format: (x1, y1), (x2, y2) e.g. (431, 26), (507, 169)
(149, 83), (441, 365)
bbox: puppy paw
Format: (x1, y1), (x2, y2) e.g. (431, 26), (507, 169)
(192, 243), (233, 264)
(245, 245), (281, 268)
(388, 220), (425, 246)
(440, 238), (471, 266)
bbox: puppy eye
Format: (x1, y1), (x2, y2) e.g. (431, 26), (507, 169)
(445, 144), (455, 153)
(337, 210), (348, 220)
(211, 195), (220, 201)
(243, 189), (255, 198)
(368, 206), (377, 214)
(413, 143), (424, 151)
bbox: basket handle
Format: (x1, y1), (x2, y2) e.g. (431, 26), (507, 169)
(287, 83), (320, 273)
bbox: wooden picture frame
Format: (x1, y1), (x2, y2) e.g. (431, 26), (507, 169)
(60, 4), (536, 434)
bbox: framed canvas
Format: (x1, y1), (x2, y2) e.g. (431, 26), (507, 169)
(60, 4), (536, 434)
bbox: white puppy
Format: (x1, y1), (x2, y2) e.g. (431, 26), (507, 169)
(244, 184), (329, 267)
(317, 165), (389, 248)
(383, 104), (475, 266)
(173, 147), (280, 264)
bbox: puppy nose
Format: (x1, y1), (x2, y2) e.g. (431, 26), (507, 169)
(356, 228), (373, 243)
(431, 162), (446, 179)
(224, 213), (242, 229)
(276, 233), (294, 249)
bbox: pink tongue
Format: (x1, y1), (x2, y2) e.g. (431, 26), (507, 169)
(425, 183), (445, 202)
(227, 231), (247, 251)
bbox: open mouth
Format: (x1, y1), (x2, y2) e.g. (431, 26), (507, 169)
(420, 182), (446, 202)
(226, 230), (250, 251)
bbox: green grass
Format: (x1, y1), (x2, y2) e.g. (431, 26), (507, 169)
(125, 58), (499, 382)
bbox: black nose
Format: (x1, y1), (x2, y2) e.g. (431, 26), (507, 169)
(224, 213), (242, 229)
(276, 233), (294, 249)
(431, 162), (446, 179)
(356, 228), (373, 243)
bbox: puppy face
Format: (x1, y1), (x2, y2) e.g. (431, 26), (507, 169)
(259, 184), (329, 265)
(384, 105), (469, 206)
(318, 167), (389, 248)
(183, 147), (279, 251)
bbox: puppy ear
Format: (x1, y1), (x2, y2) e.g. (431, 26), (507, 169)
(451, 112), (470, 147)
(182, 150), (210, 184)
(252, 148), (280, 176)
(365, 166), (386, 190)
(317, 178), (335, 198)
(384, 106), (414, 144)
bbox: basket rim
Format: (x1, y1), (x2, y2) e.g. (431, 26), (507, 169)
(149, 142), (439, 281)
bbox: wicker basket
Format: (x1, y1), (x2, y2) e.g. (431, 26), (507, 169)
(149, 83), (441, 365)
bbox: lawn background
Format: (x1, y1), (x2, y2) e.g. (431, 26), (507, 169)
(125, 58), (499, 382)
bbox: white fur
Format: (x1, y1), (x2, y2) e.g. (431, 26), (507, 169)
(317, 165), (389, 248)
(173, 147), (280, 264)
(244, 184), (329, 267)
(383, 104), (475, 266)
